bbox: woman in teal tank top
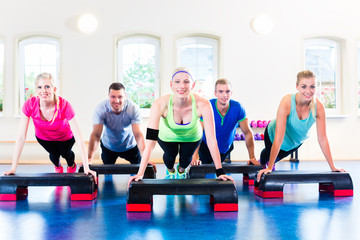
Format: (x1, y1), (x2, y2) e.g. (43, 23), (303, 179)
(256, 70), (345, 182)
(128, 67), (234, 185)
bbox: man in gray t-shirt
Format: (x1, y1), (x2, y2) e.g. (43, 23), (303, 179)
(88, 82), (145, 164)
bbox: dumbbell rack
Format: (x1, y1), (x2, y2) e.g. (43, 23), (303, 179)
(234, 120), (269, 141)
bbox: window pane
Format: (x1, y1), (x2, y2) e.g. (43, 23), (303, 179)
(0, 41), (3, 112)
(24, 44), (42, 66)
(178, 37), (218, 99)
(305, 43), (337, 109)
(119, 38), (159, 109)
(40, 44), (57, 65)
(122, 43), (139, 65)
(20, 37), (59, 107)
(139, 44), (155, 64)
(24, 67), (40, 99)
(181, 44), (197, 66)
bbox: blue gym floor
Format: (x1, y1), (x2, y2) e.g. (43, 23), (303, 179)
(0, 161), (358, 240)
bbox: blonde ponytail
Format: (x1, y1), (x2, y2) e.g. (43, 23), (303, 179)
(50, 97), (60, 125)
(309, 97), (316, 118)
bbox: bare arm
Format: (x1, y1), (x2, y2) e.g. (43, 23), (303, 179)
(191, 121), (204, 166)
(257, 95), (291, 181)
(239, 118), (256, 162)
(132, 123), (145, 155)
(68, 117), (97, 181)
(201, 101), (221, 169)
(87, 124), (103, 163)
(315, 99), (345, 172)
(3, 113), (30, 175)
(200, 99), (233, 182)
(128, 97), (167, 187)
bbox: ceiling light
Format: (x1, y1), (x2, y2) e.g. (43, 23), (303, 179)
(78, 14), (98, 34)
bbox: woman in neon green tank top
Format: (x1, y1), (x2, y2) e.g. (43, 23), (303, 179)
(128, 67), (233, 184)
(256, 70), (345, 182)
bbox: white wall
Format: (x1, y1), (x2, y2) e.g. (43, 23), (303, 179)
(1, 0), (360, 163)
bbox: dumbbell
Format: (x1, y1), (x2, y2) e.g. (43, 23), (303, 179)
(254, 133), (261, 140)
(257, 120), (264, 128)
(250, 120), (257, 128)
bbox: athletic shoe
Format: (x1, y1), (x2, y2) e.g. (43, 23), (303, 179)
(55, 165), (64, 173)
(165, 168), (176, 179)
(223, 157), (231, 164)
(67, 163), (77, 173)
(176, 164), (187, 179)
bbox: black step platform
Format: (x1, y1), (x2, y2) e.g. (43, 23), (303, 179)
(188, 163), (262, 185)
(78, 164), (156, 179)
(0, 173), (97, 201)
(127, 179), (238, 212)
(254, 171), (353, 198)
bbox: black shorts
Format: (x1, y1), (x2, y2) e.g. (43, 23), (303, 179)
(100, 141), (141, 164)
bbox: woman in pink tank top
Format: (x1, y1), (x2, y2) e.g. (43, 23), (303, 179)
(3, 73), (96, 181)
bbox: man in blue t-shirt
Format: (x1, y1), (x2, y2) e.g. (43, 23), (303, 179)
(192, 79), (256, 165)
(87, 82), (145, 164)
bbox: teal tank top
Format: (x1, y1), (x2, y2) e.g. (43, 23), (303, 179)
(158, 94), (203, 142)
(268, 93), (316, 151)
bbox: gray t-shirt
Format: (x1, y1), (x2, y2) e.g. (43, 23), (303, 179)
(93, 99), (141, 152)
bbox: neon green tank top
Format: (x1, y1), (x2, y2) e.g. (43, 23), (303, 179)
(158, 94), (203, 142)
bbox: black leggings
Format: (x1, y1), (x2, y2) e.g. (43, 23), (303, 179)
(198, 140), (234, 164)
(36, 136), (75, 167)
(260, 127), (301, 165)
(157, 139), (202, 170)
(100, 141), (141, 164)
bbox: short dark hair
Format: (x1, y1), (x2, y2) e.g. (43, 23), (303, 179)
(215, 78), (231, 91)
(109, 82), (125, 93)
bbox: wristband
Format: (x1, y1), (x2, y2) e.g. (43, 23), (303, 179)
(216, 168), (226, 177)
(146, 128), (159, 140)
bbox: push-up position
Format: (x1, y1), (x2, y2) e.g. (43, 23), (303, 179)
(128, 67), (233, 185)
(257, 70), (345, 181)
(3, 73), (96, 180)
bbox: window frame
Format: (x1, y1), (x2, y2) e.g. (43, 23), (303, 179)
(304, 38), (342, 115)
(18, 36), (60, 112)
(176, 36), (219, 99)
(116, 34), (160, 117)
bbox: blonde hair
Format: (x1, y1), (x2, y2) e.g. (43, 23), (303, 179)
(171, 67), (194, 82)
(35, 73), (59, 124)
(297, 70), (316, 118)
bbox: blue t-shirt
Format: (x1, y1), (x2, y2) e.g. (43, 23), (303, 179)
(202, 99), (246, 153)
(267, 93), (316, 151)
(93, 99), (141, 152)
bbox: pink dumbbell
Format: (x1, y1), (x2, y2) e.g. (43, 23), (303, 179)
(262, 120), (268, 128)
(250, 121), (257, 128)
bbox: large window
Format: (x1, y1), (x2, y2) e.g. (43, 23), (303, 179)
(117, 35), (160, 113)
(18, 36), (60, 107)
(304, 38), (341, 114)
(176, 36), (219, 99)
(0, 40), (4, 114)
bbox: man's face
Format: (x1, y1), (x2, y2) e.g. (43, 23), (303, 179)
(215, 84), (232, 106)
(108, 89), (126, 113)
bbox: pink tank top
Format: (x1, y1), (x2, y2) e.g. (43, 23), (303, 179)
(22, 96), (75, 141)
